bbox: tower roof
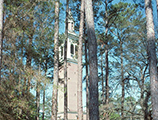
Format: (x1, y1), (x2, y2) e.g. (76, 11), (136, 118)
(68, 8), (74, 21)
(68, 8), (75, 32)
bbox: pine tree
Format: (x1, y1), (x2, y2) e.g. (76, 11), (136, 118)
(84, 22), (89, 120)
(85, 0), (99, 119)
(52, 0), (59, 120)
(64, 0), (69, 119)
(145, 0), (158, 119)
(85, 41), (89, 120)
(77, 0), (84, 119)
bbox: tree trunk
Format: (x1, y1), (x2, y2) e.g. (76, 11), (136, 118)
(144, 91), (150, 120)
(64, 0), (69, 119)
(27, 16), (34, 92)
(43, 61), (48, 120)
(85, 0), (99, 119)
(51, 1), (59, 120)
(26, 39), (32, 67)
(121, 40), (124, 120)
(27, 38), (32, 91)
(101, 49), (105, 104)
(36, 82), (40, 120)
(36, 65), (40, 120)
(0, 0), (3, 83)
(145, 0), (158, 119)
(105, 42), (109, 120)
(77, 0), (84, 119)
(140, 64), (148, 119)
(85, 40), (89, 120)
(105, 1), (109, 118)
(84, 24), (89, 120)
(42, 82), (46, 120)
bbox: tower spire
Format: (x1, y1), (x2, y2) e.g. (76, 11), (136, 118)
(68, 8), (74, 32)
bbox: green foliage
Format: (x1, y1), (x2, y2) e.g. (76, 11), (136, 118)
(99, 103), (121, 120)
(97, 1), (150, 119)
(110, 113), (121, 120)
(0, 79), (36, 120)
(1, 0), (55, 119)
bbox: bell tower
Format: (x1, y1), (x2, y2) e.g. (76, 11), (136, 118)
(57, 9), (79, 120)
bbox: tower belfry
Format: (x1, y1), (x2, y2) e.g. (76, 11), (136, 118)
(59, 9), (78, 62)
(68, 9), (75, 32)
(57, 8), (80, 120)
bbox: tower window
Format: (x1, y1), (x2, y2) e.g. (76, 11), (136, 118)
(61, 46), (63, 56)
(70, 44), (74, 54)
(71, 22), (74, 30)
(75, 46), (78, 58)
(68, 22), (71, 31)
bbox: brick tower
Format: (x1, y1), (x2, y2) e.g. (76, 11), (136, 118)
(57, 9), (79, 120)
